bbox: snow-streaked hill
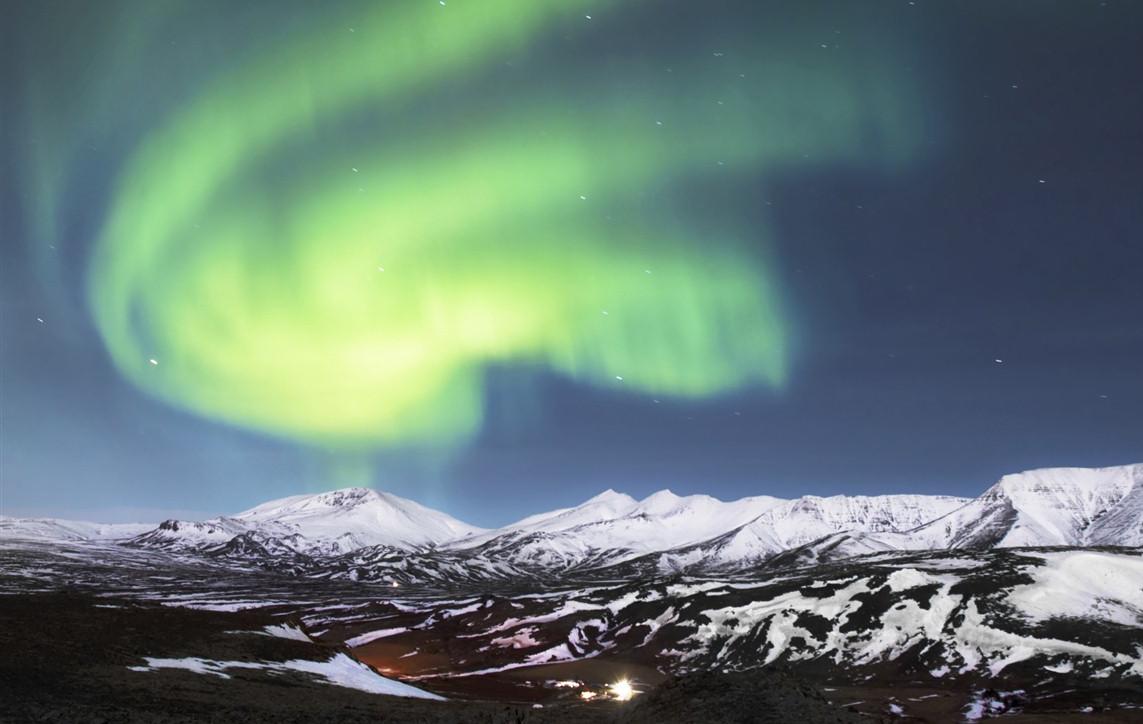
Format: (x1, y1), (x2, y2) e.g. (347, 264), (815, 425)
(7, 540), (1143, 696)
(303, 548), (1143, 687)
(0, 516), (154, 542)
(905, 465), (1143, 549)
(127, 488), (484, 556)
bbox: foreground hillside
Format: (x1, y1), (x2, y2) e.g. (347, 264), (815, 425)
(2, 538), (1140, 721)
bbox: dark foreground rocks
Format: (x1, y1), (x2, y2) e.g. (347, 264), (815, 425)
(618, 670), (866, 724)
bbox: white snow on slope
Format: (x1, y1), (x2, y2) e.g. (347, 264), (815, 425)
(1008, 551), (1143, 627)
(678, 557), (1143, 677)
(752, 494), (971, 546)
(907, 465), (1143, 549)
(128, 653), (444, 699)
(345, 627), (409, 648)
(262, 623), (312, 641)
(453, 490), (641, 548)
(235, 487), (483, 545)
(15, 463), (1143, 570)
(451, 489), (788, 568)
(673, 495), (969, 570)
(130, 487), (485, 554)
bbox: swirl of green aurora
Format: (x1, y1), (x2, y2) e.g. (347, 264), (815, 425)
(85, 0), (926, 450)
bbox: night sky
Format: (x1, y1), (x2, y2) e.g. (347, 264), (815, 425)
(2, 0), (1141, 526)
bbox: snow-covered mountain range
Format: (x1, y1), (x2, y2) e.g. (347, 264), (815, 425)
(3, 464), (1140, 580)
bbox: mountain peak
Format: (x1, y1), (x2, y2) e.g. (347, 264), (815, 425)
(149, 486), (488, 554)
(640, 489), (681, 504)
(584, 489), (636, 506)
(308, 487), (381, 509)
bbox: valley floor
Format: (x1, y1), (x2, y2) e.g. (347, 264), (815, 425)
(0, 591), (864, 723)
(1, 540), (1141, 723)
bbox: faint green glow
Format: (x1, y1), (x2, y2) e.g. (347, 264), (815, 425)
(80, 0), (925, 449)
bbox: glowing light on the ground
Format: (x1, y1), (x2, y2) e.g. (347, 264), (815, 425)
(609, 678), (635, 701)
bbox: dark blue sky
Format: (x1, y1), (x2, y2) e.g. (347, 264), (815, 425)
(2, 1), (1141, 526)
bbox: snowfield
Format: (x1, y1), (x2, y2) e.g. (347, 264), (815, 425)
(1007, 550), (1143, 626)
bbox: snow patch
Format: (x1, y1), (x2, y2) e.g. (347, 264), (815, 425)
(128, 653), (443, 699)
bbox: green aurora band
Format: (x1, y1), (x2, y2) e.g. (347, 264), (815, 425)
(68, 0), (926, 450)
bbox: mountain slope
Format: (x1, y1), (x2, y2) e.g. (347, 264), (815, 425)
(906, 465), (1143, 549)
(448, 489), (788, 572)
(607, 493), (968, 576)
(0, 517), (154, 541)
(23, 463), (1143, 584)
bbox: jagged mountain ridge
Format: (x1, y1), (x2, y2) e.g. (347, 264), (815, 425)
(904, 465), (1143, 549)
(7, 464), (1140, 581)
(442, 489), (791, 572)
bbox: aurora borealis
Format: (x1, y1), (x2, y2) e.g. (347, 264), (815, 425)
(4, 1), (1142, 523)
(84, 0), (918, 448)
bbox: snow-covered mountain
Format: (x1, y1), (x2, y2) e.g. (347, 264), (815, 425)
(15, 463), (1143, 581)
(905, 465), (1143, 549)
(448, 489), (642, 548)
(601, 493), (968, 577)
(444, 489), (787, 571)
(0, 517), (154, 542)
(126, 488), (484, 556)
